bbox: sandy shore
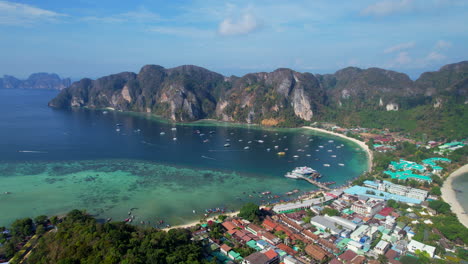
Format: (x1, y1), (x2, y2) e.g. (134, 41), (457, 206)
(441, 164), (468, 228)
(162, 211), (239, 231)
(302, 126), (373, 172)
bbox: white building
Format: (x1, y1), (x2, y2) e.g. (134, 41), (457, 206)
(407, 240), (436, 258)
(347, 240), (363, 252)
(351, 199), (384, 217)
(374, 240), (390, 255)
(350, 225), (369, 242)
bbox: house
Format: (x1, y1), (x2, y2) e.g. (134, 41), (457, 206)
(229, 250), (243, 261)
(407, 240), (436, 258)
(264, 249), (280, 264)
(305, 244), (331, 262)
(277, 243), (297, 256)
(351, 199), (384, 217)
(246, 224), (263, 236)
(242, 252), (270, 264)
(374, 240), (390, 255)
(222, 221), (238, 232)
(262, 218), (278, 231)
(283, 256), (300, 264)
(220, 244), (232, 255)
(262, 232), (280, 245)
(338, 250), (357, 263)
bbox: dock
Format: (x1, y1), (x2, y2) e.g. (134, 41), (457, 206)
(296, 175), (331, 191)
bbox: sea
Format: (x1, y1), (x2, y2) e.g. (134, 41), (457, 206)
(452, 172), (468, 213)
(0, 88), (368, 227)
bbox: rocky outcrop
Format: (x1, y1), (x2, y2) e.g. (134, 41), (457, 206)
(0, 73), (70, 90)
(49, 61), (468, 125)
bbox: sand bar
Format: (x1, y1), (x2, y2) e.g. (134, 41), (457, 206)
(441, 164), (468, 228)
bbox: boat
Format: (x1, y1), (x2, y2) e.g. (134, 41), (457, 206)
(102, 111), (108, 114)
(323, 164), (330, 167)
(338, 163), (345, 166)
(173, 137), (177, 141)
(224, 143), (231, 147)
(293, 155), (299, 158)
(331, 155), (336, 158)
(258, 140), (264, 143)
(261, 191), (271, 195)
(116, 128), (121, 132)
(274, 146), (279, 149)
(160, 132), (165, 135)
(328, 140), (334, 143)
(244, 146), (250, 150)
(239, 139), (243, 142)
(277, 152), (286, 156)
(203, 139), (209, 143)
(171, 128), (177, 131)
(306, 154), (311, 157)
(319, 145), (324, 148)
(327, 150), (332, 152)
(248, 141), (252, 144)
(193, 210), (196, 214)
(267, 148), (271, 151)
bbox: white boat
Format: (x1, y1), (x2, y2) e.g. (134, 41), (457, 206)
(319, 145), (324, 148)
(331, 155), (337, 158)
(160, 132), (165, 135)
(238, 139), (243, 142)
(306, 154), (311, 157)
(173, 137), (177, 141)
(293, 155), (299, 158)
(328, 140), (334, 143)
(244, 146), (250, 150)
(116, 128), (121, 132)
(285, 166), (320, 179)
(258, 140), (264, 143)
(102, 111), (108, 114)
(248, 141), (252, 144)
(171, 127), (177, 131)
(224, 143), (231, 147)
(327, 150), (333, 152)
(338, 163), (345, 166)
(274, 146), (279, 149)
(266, 148), (271, 151)
(323, 164), (330, 167)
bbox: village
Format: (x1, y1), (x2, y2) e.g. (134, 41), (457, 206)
(185, 125), (467, 264)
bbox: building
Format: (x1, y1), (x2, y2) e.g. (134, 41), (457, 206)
(351, 199), (384, 217)
(310, 215), (341, 234)
(347, 240), (364, 252)
(263, 249), (280, 264)
(220, 244), (232, 255)
(305, 244), (331, 262)
(374, 240), (390, 255)
(283, 256), (299, 264)
(350, 225), (369, 242)
(407, 240), (436, 258)
(243, 252), (270, 264)
(262, 232), (280, 245)
(246, 224), (263, 236)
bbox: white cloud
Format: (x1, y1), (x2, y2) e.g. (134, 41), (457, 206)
(384, 41), (415, 53)
(426, 51), (446, 61)
(218, 13), (259, 36)
(435, 40), (452, 49)
(362, 0), (414, 16)
(148, 26), (212, 38)
(81, 7), (160, 24)
(0, 1), (65, 26)
(395, 51), (412, 64)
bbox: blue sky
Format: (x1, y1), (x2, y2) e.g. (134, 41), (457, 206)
(0, 0), (467, 79)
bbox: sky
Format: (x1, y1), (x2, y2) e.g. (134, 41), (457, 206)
(0, 0), (467, 80)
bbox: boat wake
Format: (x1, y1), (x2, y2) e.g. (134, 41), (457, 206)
(201, 155), (216, 160)
(17, 150), (48, 153)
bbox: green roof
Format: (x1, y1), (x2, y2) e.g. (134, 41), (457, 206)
(337, 238), (351, 249)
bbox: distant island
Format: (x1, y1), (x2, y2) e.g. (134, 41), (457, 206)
(49, 61), (467, 139)
(0, 73), (71, 90)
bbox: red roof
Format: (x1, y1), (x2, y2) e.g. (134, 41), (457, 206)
(339, 250), (357, 261)
(379, 207), (393, 217)
(329, 259), (343, 264)
(262, 218), (278, 231)
(222, 221), (237, 231)
(277, 243), (297, 256)
(264, 249), (278, 260)
(220, 244), (232, 253)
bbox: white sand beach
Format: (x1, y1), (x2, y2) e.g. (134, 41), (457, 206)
(162, 211), (239, 231)
(302, 126), (373, 172)
(441, 164), (468, 228)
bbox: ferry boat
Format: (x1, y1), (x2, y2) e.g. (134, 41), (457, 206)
(285, 166), (320, 179)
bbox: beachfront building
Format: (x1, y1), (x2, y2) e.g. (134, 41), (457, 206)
(344, 185), (423, 204)
(438, 141), (465, 154)
(364, 180), (429, 201)
(351, 199), (384, 217)
(407, 240), (436, 258)
(385, 159), (434, 182)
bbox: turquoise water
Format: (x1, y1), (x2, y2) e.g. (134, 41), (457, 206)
(452, 172), (468, 213)
(0, 89), (368, 226)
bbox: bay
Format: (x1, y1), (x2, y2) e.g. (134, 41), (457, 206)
(0, 89), (368, 226)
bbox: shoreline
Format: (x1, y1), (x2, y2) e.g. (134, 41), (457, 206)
(162, 211), (240, 231)
(302, 126), (373, 172)
(441, 164), (468, 228)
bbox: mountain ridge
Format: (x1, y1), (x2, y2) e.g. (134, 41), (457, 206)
(0, 73), (71, 90)
(49, 61), (468, 135)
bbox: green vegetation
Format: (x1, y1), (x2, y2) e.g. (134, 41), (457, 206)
(321, 208), (340, 216)
(1, 210), (207, 264)
(238, 203), (261, 223)
(428, 200), (451, 215)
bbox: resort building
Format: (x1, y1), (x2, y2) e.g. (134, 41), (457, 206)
(365, 180), (429, 201)
(351, 199), (384, 217)
(407, 240), (436, 258)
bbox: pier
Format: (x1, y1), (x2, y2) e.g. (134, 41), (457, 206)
(296, 175), (331, 191)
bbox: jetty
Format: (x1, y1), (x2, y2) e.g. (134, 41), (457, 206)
(296, 175), (331, 191)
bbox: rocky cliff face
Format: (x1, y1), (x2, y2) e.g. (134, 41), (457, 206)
(0, 73), (71, 90)
(49, 61), (468, 125)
